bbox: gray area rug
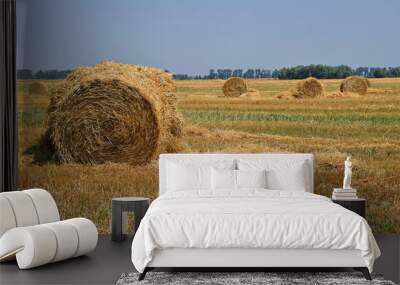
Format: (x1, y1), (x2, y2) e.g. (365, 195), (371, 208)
(116, 272), (396, 285)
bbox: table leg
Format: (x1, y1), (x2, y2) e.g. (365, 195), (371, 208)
(112, 201), (125, 242)
(122, 211), (128, 235)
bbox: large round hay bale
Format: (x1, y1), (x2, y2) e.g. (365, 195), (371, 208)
(290, 77), (324, 98)
(340, 76), (368, 95)
(222, 77), (247, 97)
(46, 61), (184, 165)
(28, 82), (48, 95)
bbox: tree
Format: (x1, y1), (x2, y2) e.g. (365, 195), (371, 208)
(17, 69), (33, 79)
(388, 67), (400, 77)
(260, 69), (271, 78)
(243, 69), (255, 78)
(355, 67), (369, 77)
(172, 74), (189, 80)
(371, 68), (386, 78)
(216, 69), (232, 79)
(208, 69), (218, 79)
(232, 69), (243, 77)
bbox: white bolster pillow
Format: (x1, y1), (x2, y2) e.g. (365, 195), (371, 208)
(0, 218), (97, 269)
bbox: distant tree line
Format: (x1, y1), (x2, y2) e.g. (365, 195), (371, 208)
(173, 68), (272, 80)
(17, 65), (400, 80)
(17, 69), (72, 80)
(173, 65), (400, 80)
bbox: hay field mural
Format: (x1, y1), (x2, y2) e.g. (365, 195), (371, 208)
(17, 75), (400, 234)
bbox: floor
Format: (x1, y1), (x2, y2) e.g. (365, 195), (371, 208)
(0, 236), (133, 285)
(0, 234), (399, 285)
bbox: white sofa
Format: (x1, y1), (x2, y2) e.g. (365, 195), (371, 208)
(0, 188), (98, 269)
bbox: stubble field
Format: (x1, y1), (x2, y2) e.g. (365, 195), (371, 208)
(17, 78), (400, 233)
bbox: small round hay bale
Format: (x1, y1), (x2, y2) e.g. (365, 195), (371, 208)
(47, 61), (184, 165)
(222, 77), (247, 97)
(340, 76), (368, 95)
(28, 82), (48, 95)
(290, 77), (324, 98)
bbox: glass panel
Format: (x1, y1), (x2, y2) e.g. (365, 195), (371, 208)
(16, 0), (400, 234)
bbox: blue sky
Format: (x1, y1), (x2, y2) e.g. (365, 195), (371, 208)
(17, 0), (400, 74)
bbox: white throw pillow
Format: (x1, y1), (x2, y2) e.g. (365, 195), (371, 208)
(266, 168), (307, 191)
(237, 159), (309, 191)
(236, 169), (267, 189)
(167, 162), (211, 191)
(211, 168), (237, 190)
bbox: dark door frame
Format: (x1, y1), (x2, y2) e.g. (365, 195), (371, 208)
(0, 0), (17, 192)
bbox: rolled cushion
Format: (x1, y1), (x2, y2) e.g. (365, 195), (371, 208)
(42, 221), (79, 262)
(64, 218), (98, 257)
(0, 191), (39, 228)
(0, 218), (97, 269)
(0, 189), (60, 239)
(0, 226), (57, 269)
(0, 196), (17, 237)
(24, 189), (60, 224)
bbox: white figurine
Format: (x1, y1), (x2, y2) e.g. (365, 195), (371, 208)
(343, 156), (352, 190)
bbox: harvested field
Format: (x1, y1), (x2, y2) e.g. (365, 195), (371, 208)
(28, 81), (48, 95)
(240, 88), (262, 99)
(18, 77), (400, 233)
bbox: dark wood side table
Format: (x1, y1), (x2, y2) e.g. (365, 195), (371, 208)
(332, 198), (366, 218)
(112, 197), (150, 242)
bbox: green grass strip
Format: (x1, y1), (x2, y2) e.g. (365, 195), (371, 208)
(182, 110), (400, 125)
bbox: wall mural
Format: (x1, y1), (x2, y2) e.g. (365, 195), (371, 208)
(17, 1), (400, 234)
